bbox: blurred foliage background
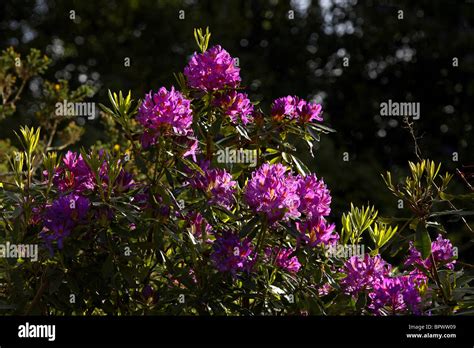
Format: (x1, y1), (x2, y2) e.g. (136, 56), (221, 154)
(1, 0), (473, 256)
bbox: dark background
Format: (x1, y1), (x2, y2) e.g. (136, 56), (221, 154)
(1, 0), (473, 252)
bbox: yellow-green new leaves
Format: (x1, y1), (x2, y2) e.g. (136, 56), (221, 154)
(43, 151), (59, 194)
(382, 160), (452, 218)
(341, 203), (378, 244)
(369, 222), (398, 250)
(11, 127), (41, 189)
(14, 126), (41, 158)
(194, 27), (211, 52)
(99, 90), (137, 130)
(342, 204), (399, 252)
(43, 151), (59, 173)
(8, 151), (24, 188)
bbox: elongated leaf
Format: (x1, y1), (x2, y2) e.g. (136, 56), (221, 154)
(429, 209), (474, 217)
(235, 125), (251, 140)
(240, 216), (260, 238)
(415, 222), (431, 259)
(439, 192), (474, 201)
(291, 154), (310, 176)
(181, 157), (205, 175)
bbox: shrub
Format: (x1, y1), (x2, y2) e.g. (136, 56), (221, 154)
(0, 28), (472, 315)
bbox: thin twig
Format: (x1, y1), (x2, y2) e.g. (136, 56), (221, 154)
(25, 270), (49, 315)
(403, 116), (422, 161)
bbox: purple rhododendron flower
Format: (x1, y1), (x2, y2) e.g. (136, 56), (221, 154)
(180, 137), (200, 162)
(184, 45), (241, 91)
(271, 96), (298, 121)
(213, 90), (254, 125)
(268, 247), (301, 273)
(296, 174), (331, 221)
(114, 169), (135, 193)
(29, 203), (44, 226)
(188, 161), (237, 209)
(132, 187), (170, 217)
(296, 217), (339, 247)
(41, 194), (90, 249)
(185, 211), (213, 240)
(142, 284), (154, 300)
(297, 100), (323, 123)
(339, 254), (392, 295)
(211, 232), (255, 274)
(318, 283), (333, 296)
(431, 235), (457, 268)
(96, 155), (135, 194)
(271, 95), (323, 122)
(52, 151), (95, 193)
(137, 86), (193, 147)
(244, 163), (301, 223)
(368, 275), (423, 315)
(405, 234), (457, 270)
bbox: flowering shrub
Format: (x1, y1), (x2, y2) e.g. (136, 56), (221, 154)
(0, 29), (473, 315)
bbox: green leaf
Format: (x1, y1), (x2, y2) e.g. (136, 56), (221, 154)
(239, 216), (260, 238)
(306, 125), (321, 142)
(429, 210), (474, 217)
(414, 222), (431, 259)
(440, 192), (474, 201)
(181, 157), (205, 175)
(355, 293), (367, 311)
(99, 103), (115, 115)
(235, 125), (251, 140)
(291, 154), (310, 176)
(307, 122), (336, 134)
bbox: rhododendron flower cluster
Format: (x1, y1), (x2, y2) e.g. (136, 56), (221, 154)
(213, 90), (254, 125)
(245, 163), (337, 247)
(368, 275), (424, 315)
(265, 247), (301, 273)
(405, 234), (457, 270)
(52, 151), (95, 193)
(339, 254), (392, 295)
(244, 163), (301, 223)
(41, 194), (90, 249)
(340, 254), (429, 314)
(137, 86), (194, 147)
(41, 149), (135, 250)
(188, 161), (237, 209)
(211, 232), (255, 274)
(185, 211), (212, 240)
(296, 218), (339, 247)
(271, 95), (323, 122)
(296, 174), (331, 221)
(184, 45), (241, 91)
